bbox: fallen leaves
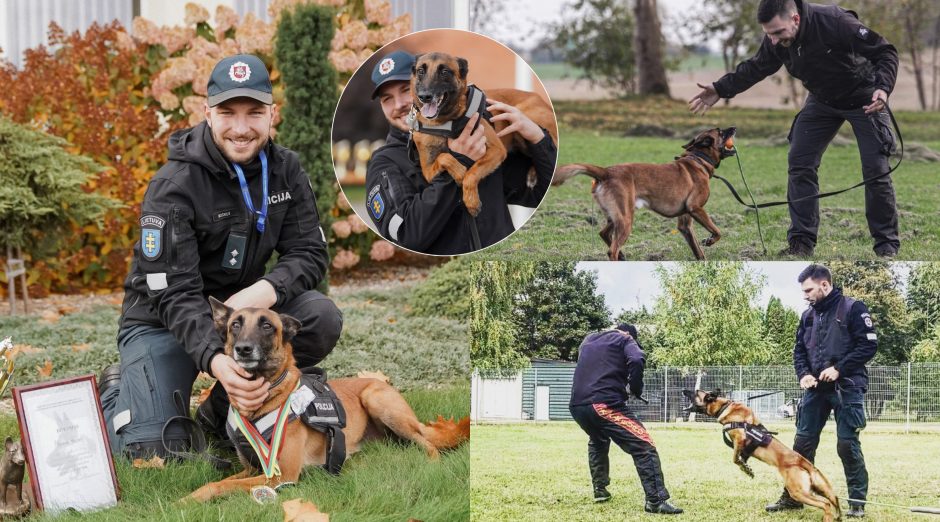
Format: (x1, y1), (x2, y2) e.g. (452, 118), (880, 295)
(39, 310), (60, 324)
(196, 387), (212, 405)
(71, 343), (91, 353)
(36, 360), (53, 379)
(282, 498), (328, 522)
(132, 456), (165, 469)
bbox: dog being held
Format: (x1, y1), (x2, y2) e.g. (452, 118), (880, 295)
(410, 52), (558, 216)
(682, 389), (842, 522)
(185, 297), (471, 502)
(552, 127), (737, 261)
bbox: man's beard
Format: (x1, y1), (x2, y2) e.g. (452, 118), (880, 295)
(217, 131), (266, 164)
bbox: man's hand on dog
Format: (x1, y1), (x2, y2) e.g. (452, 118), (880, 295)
(487, 99), (544, 143)
(210, 354), (268, 412)
(799, 374), (818, 389)
(224, 279), (277, 311)
(818, 366), (840, 382)
(689, 83), (720, 115)
(447, 112), (487, 161)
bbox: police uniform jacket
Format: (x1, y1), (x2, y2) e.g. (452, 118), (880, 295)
(713, 0), (898, 110)
(364, 126), (556, 255)
(120, 122), (328, 373)
(569, 330), (646, 408)
(794, 287), (877, 390)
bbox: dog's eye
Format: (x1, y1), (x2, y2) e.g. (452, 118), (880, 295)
(231, 322), (241, 333)
(261, 322), (273, 331)
(440, 68), (451, 78)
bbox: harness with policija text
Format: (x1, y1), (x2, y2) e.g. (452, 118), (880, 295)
(408, 84), (493, 139)
(715, 402), (778, 463)
(226, 371), (347, 475)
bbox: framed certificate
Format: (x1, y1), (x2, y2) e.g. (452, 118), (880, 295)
(12, 374), (119, 513)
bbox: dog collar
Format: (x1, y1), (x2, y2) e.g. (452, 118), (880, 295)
(409, 84), (492, 139)
(714, 401), (732, 419)
(681, 150), (720, 170)
(268, 369), (289, 390)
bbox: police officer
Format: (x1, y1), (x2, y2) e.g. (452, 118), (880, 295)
(689, 0), (900, 258)
(364, 51), (556, 255)
(569, 324), (683, 515)
(98, 55), (343, 458)
(766, 264), (875, 517)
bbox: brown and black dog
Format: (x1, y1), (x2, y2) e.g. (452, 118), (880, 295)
(683, 389), (842, 522)
(185, 297), (470, 502)
(410, 52), (558, 216)
(552, 128), (737, 261)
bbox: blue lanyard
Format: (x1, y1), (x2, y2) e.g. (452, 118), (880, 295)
(232, 150), (268, 234)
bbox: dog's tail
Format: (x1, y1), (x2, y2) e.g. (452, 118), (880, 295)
(552, 163), (609, 186)
(810, 465), (842, 519)
(420, 415), (471, 450)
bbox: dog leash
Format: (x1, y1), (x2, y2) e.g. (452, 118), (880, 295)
(836, 492), (940, 515)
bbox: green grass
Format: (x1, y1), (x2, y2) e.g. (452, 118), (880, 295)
(482, 128), (940, 261)
(471, 421), (940, 521)
(0, 279), (469, 520)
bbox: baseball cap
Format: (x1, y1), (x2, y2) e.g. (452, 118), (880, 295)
(371, 50), (415, 100)
(616, 323), (639, 339)
(207, 54), (273, 107)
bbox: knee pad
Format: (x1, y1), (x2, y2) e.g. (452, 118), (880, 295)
(837, 438), (859, 460)
(792, 434), (818, 459)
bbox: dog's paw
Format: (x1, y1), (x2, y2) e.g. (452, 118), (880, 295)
(702, 236), (719, 247)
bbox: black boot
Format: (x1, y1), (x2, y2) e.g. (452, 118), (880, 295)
(593, 486), (611, 503)
(195, 382), (231, 441)
(644, 500), (683, 514)
(847, 504), (865, 518)
(778, 240), (814, 258)
(97, 364), (121, 398)
(765, 490), (803, 512)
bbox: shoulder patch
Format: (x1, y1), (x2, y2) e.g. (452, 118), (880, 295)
(141, 227), (162, 261)
(856, 25), (877, 43)
(368, 184), (385, 220)
(140, 215), (166, 229)
(864, 316), (873, 328)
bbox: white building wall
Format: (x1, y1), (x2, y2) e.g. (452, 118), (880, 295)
(471, 371), (524, 421)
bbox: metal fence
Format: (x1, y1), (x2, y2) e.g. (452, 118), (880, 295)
(511, 363), (940, 429)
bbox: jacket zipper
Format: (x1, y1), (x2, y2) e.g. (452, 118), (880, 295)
(170, 207), (181, 271)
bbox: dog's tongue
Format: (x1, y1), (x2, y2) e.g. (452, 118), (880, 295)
(420, 101), (439, 119)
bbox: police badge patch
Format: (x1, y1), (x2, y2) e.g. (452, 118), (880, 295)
(140, 214), (166, 261)
(368, 185), (385, 220)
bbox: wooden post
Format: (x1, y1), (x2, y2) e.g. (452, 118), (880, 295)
(5, 244), (28, 316)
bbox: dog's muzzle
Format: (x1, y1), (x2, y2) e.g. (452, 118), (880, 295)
(681, 389), (702, 413)
(720, 127), (737, 158)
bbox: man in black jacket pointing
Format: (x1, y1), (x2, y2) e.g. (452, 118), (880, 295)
(689, 0), (900, 258)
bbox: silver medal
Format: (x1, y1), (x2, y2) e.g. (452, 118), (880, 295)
(250, 485), (278, 504)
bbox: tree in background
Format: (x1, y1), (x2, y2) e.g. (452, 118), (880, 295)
(633, 0), (671, 95)
(512, 263), (611, 362)
(614, 305), (664, 364)
(552, 0), (638, 95)
(762, 296), (799, 364)
(693, 0), (760, 75)
(469, 0), (508, 39)
(829, 261), (912, 365)
(651, 262), (773, 366)
(907, 263), (940, 340)
(470, 261), (536, 372)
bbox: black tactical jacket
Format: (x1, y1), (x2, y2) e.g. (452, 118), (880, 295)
(364, 126), (556, 255)
(120, 122), (328, 373)
(569, 330), (646, 408)
(713, 0), (898, 110)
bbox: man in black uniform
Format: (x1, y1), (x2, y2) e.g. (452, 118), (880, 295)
(99, 55), (343, 458)
(568, 324), (683, 515)
(766, 264), (875, 517)
(364, 51), (557, 255)
(689, 0), (900, 258)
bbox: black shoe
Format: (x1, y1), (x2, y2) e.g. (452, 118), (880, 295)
(593, 487), (611, 503)
(778, 241), (814, 258)
(195, 383), (231, 441)
(765, 491), (803, 512)
(644, 500), (683, 514)
(847, 504), (865, 518)
(874, 244), (898, 258)
(97, 364), (121, 397)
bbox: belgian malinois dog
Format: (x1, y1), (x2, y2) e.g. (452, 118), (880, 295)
(682, 389), (842, 521)
(410, 52), (558, 216)
(185, 297), (470, 502)
(552, 128), (737, 261)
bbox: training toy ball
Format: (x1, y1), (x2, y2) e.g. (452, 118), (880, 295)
(724, 137), (735, 150)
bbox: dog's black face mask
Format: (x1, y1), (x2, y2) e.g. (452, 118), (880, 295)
(411, 52), (468, 121)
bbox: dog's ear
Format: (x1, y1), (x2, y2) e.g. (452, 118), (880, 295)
(457, 57), (469, 80)
(412, 53), (424, 74)
(209, 296), (233, 337)
(279, 313), (302, 343)
(697, 135), (714, 148)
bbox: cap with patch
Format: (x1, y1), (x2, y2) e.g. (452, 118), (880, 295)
(371, 50), (415, 100)
(207, 54), (273, 107)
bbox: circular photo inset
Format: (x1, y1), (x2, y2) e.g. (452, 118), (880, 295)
(331, 29), (559, 256)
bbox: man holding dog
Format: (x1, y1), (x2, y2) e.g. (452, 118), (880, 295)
(569, 324), (683, 515)
(689, 0), (900, 258)
(766, 264), (876, 517)
(99, 54), (343, 459)
(365, 50), (556, 254)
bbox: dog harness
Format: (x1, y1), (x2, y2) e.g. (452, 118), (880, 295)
(713, 401), (777, 463)
(408, 84), (493, 139)
(226, 371), (348, 475)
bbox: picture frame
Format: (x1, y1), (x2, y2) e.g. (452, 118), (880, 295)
(12, 374), (119, 513)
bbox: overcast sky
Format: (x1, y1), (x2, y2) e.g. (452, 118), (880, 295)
(575, 262), (914, 316)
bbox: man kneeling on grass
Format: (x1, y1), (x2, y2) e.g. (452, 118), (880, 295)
(568, 324), (683, 515)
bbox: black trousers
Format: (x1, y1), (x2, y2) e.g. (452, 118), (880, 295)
(570, 402), (669, 503)
(786, 95), (899, 252)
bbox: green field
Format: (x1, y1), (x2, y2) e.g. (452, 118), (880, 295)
(0, 279), (469, 521)
(472, 421), (940, 521)
(481, 99), (940, 261)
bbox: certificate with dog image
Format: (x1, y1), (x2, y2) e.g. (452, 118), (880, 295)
(13, 375), (119, 513)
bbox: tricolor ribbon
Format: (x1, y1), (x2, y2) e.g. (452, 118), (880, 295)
(230, 382), (298, 479)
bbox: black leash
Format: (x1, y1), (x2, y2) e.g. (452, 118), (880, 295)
(712, 105), (903, 210)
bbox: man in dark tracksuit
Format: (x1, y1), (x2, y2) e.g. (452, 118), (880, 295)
(365, 51), (556, 255)
(767, 264), (875, 517)
(689, 0), (900, 258)
(99, 55), (343, 458)
(569, 324), (683, 515)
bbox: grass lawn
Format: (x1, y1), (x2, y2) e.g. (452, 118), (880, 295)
(471, 421), (940, 521)
(482, 126), (940, 261)
(0, 278), (469, 521)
